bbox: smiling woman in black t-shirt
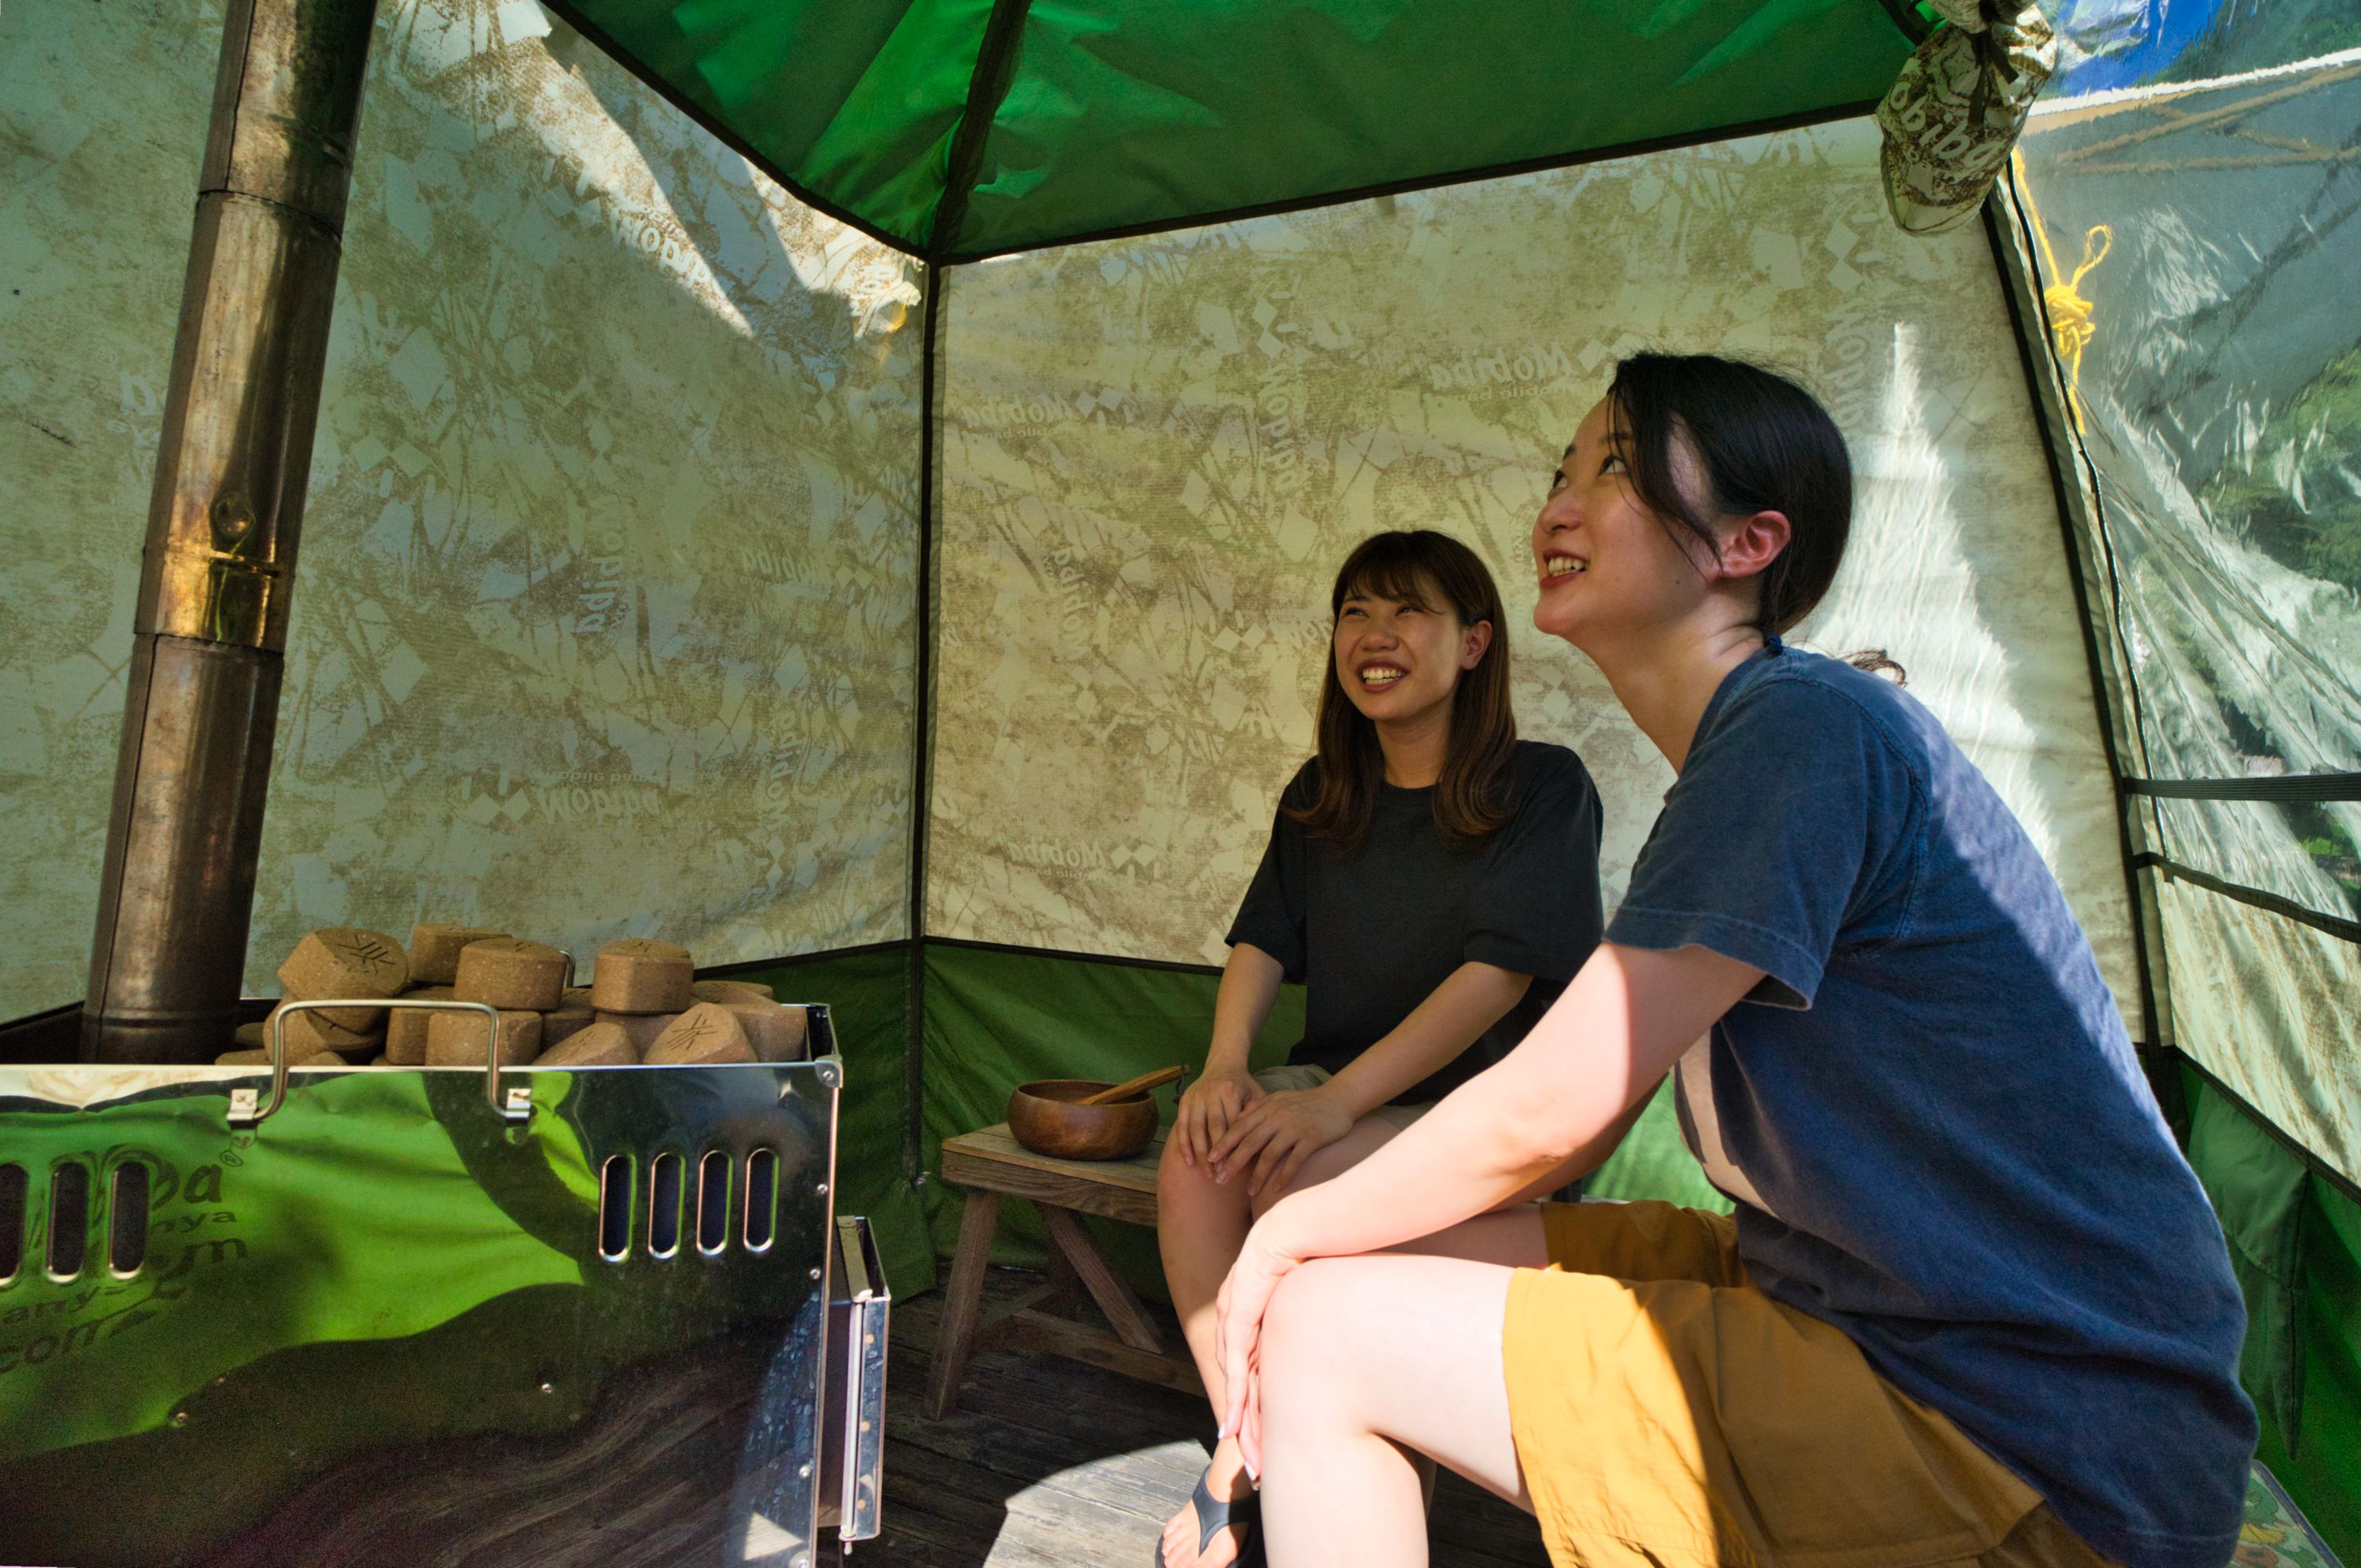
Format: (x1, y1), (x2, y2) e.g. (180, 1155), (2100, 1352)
(1153, 529), (1603, 1568)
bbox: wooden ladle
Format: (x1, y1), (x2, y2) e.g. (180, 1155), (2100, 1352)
(1075, 1064), (1187, 1105)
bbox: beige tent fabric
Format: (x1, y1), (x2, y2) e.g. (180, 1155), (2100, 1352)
(2157, 879), (2359, 1186)
(931, 116), (2138, 1024)
(0, 0), (920, 1015)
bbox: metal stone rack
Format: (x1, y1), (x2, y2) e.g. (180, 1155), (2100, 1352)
(0, 998), (887, 1567)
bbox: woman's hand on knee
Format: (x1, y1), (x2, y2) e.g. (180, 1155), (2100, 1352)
(1210, 1088), (1352, 1197)
(1176, 1065), (1263, 1168)
(1216, 1219), (1305, 1481)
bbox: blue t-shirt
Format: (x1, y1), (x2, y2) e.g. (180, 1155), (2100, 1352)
(1607, 644), (2254, 1568)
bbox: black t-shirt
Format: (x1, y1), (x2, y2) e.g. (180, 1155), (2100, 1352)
(1225, 740), (1605, 1105)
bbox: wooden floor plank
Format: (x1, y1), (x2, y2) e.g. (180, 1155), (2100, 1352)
(886, 1391), (1204, 1529)
(835, 1266), (1552, 1567)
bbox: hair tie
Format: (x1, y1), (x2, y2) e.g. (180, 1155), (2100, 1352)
(1762, 632), (1786, 656)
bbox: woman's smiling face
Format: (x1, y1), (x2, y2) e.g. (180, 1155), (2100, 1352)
(1532, 396), (1720, 653)
(1333, 577), (1487, 729)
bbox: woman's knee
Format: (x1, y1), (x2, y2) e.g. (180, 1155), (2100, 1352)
(1259, 1258), (1363, 1394)
(1158, 1134), (1242, 1216)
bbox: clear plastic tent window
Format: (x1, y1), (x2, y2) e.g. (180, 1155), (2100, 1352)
(2014, 45), (2361, 1180)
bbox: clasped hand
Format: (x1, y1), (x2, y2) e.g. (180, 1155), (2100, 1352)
(1207, 1085), (1353, 1197)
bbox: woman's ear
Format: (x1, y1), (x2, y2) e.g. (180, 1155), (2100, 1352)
(1714, 510), (1791, 581)
(1459, 618), (1495, 670)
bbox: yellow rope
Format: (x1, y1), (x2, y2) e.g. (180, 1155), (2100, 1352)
(2011, 149), (2113, 429)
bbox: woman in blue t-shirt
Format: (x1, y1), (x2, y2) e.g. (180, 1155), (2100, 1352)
(1208, 355), (2254, 1568)
(1155, 528), (1604, 1568)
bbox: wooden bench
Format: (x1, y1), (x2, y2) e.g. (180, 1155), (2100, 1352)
(926, 1122), (1204, 1419)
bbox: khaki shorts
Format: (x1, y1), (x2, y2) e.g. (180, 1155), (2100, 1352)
(1504, 1201), (2120, 1568)
(1252, 1062), (1428, 1131)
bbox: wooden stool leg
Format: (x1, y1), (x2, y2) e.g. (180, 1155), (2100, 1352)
(1045, 1231), (1084, 1310)
(1039, 1205), (1164, 1355)
(924, 1190), (1000, 1419)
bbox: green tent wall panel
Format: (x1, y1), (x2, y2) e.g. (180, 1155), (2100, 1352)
(723, 946), (939, 1296)
(917, 941), (1735, 1291)
(917, 942), (1300, 1287)
(2186, 1068), (2361, 1555)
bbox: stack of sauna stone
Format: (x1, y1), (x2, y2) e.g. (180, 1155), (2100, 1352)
(214, 924), (810, 1071)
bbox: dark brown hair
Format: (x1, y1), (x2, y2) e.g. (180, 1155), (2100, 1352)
(1608, 352), (1854, 637)
(1286, 530), (1519, 856)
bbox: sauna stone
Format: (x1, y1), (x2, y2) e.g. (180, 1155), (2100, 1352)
(720, 999), (808, 1063)
(645, 1002), (754, 1065)
(266, 1002), (378, 1057)
(541, 998), (596, 1049)
(384, 987), (456, 1064)
(408, 923), (508, 985)
(215, 1046), (342, 1068)
(590, 938), (695, 1014)
(596, 1010), (679, 1054)
(537, 1020), (638, 1068)
(691, 978), (774, 1004)
(453, 938), (567, 1011)
(425, 1008), (543, 1067)
(277, 927), (408, 1031)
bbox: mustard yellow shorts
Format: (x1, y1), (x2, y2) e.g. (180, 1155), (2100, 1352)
(1252, 1062), (1428, 1131)
(1503, 1201), (2119, 1568)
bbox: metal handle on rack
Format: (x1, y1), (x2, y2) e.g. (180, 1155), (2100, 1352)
(228, 997), (525, 1127)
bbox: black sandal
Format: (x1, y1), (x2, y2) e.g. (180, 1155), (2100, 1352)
(1153, 1463), (1262, 1568)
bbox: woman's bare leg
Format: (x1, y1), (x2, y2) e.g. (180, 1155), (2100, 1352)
(1389, 1205), (1551, 1266)
(1247, 1116), (1405, 1218)
(1156, 1116), (1407, 1566)
(1157, 1134), (1253, 1412)
(1256, 1253), (1535, 1568)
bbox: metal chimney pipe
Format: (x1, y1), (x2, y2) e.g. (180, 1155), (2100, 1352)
(82, 0), (380, 1064)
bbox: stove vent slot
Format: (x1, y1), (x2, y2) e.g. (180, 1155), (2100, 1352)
(46, 1163), (90, 1282)
(599, 1149), (787, 1261)
(695, 1151), (731, 1256)
(743, 1149), (778, 1253)
(647, 1153), (684, 1259)
(598, 1154), (633, 1261)
(109, 1162), (152, 1277)
(0, 1164), (24, 1286)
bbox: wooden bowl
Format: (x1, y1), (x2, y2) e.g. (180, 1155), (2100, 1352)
(1007, 1078), (1158, 1161)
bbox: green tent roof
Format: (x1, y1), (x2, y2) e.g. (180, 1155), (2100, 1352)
(547, 0), (1924, 259)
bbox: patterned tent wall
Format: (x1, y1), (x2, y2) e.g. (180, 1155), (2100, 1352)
(929, 120), (2131, 979)
(0, 0), (931, 1273)
(6, 0), (923, 1001)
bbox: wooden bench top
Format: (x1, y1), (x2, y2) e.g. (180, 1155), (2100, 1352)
(940, 1122), (1165, 1227)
